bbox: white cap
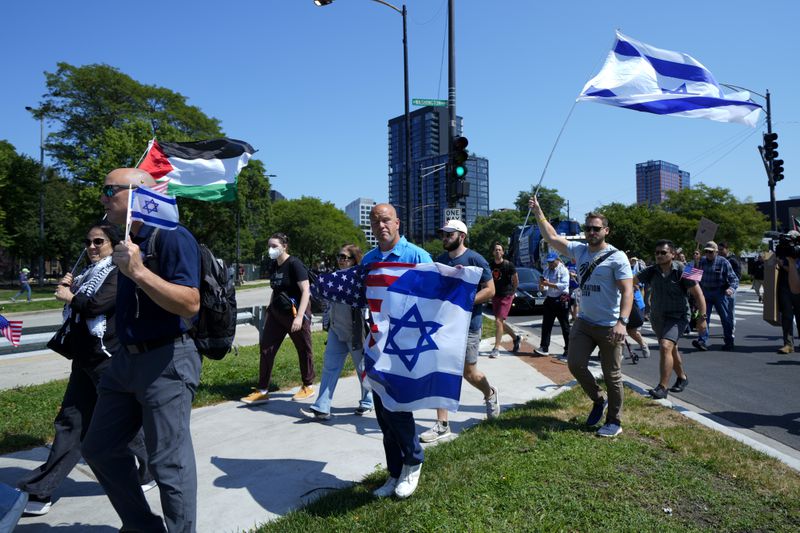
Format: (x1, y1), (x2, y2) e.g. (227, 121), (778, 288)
(441, 220), (468, 234)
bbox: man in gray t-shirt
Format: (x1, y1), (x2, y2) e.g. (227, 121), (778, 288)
(529, 197), (633, 438)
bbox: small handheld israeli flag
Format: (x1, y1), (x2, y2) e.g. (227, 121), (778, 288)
(129, 186), (180, 230)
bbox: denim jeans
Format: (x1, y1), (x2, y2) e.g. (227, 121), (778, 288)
(698, 290), (735, 346)
(311, 331), (372, 414)
(12, 282), (31, 302)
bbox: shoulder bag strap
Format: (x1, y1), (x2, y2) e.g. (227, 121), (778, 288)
(579, 249), (616, 291)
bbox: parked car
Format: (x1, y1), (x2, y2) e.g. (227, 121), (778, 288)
(510, 267), (546, 315)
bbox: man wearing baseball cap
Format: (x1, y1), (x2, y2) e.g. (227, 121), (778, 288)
(11, 267), (32, 303)
(535, 251), (571, 356)
(692, 240), (738, 351)
(419, 220), (500, 444)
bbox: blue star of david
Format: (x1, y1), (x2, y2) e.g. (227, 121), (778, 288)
(383, 304), (441, 371)
(661, 83), (692, 95)
(142, 199), (159, 214)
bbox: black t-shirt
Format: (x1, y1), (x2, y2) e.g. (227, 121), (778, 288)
(270, 256), (309, 304)
(492, 259), (517, 297)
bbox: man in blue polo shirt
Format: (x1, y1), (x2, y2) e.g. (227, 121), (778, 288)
(82, 168), (201, 532)
(363, 203), (431, 500)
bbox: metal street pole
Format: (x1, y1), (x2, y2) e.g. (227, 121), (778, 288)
(314, 0), (412, 239)
(447, 0), (456, 209)
(766, 90), (777, 232)
(25, 106), (45, 287)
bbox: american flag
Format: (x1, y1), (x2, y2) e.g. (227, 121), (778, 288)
(681, 263), (703, 282)
(312, 264), (370, 308)
(0, 314), (22, 347)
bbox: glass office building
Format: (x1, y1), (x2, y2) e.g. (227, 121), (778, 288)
(388, 106), (489, 243)
(636, 160), (690, 205)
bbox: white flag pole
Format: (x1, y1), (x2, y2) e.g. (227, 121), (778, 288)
(124, 184), (134, 240)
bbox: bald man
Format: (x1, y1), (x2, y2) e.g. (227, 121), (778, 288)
(82, 168), (202, 532)
(362, 203), (432, 500)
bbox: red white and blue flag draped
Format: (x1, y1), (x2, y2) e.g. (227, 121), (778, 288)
(0, 314), (22, 347)
(681, 263), (703, 282)
(312, 262), (481, 412)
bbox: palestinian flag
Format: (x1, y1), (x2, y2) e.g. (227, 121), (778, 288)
(138, 138), (255, 202)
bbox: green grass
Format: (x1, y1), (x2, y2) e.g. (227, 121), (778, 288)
(254, 386), (800, 532)
(0, 332), (338, 454)
(0, 318), (495, 454)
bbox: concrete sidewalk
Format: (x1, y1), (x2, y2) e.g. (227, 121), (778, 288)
(3, 337), (562, 532)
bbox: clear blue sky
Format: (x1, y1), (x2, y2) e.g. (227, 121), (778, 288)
(2, 1), (798, 220)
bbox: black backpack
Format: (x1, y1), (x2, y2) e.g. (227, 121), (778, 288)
(148, 227), (237, 360)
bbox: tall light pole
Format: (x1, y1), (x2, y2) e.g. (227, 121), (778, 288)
(236, 173), (277, 284)
(25, 106), (45, 287)
(314, 0), (412, 240)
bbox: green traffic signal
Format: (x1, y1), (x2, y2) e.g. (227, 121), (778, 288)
(455, 165), (466, 178)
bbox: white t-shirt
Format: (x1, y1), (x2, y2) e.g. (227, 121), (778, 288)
(566, 242), (632, 326)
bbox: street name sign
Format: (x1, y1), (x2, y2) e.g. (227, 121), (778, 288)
(412, 98), (447, 107)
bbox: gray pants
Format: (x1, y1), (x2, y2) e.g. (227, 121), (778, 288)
(567, 318), (624, 426)
(82, 338), (201, 533)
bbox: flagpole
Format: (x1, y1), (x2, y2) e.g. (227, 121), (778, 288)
(124, 184), (134, 239)
(519, 100), (579, 241)
(135, 138), (155, 168)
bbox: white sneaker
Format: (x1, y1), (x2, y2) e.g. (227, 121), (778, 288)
(24, 499), (52, 516)
(533, 347), (549, 356)
(141, 480), (158, 493)
(638, 344), (650, 359)
(596, 423), (622, 438)
(485, 386), (500, 419)
(489, 348), (499, 359)
(394, 463), (422, 499)
(372, 477), (398, 498)
(419, 421), (451, 443)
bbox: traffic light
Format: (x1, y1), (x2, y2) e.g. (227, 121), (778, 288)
(773, 159), (785, 182)
(763, 132), (779, 161)
(451, 136), (469, 180)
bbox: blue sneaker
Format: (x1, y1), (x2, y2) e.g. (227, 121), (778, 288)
(586, 398), (607, 426)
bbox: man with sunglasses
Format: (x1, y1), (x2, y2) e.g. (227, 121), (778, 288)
(634, 240), (707, 399)
(529, 197), (633, 438)
(82, 168), (202, 532)
(692, 241), (738, 352)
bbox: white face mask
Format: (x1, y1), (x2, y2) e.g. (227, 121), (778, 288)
(268, 246), (282, 260)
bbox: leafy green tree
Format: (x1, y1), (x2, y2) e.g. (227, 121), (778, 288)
(0, 146), (41, 262)
(31, 62), (273, 262)
(514, 186), (567, 220)
(468, 210), (524, 258)
(660, 184), (769, 253)
(0, 141), (18, 248)
(270, 197), (366, 267)
(422, 239), (444, 258)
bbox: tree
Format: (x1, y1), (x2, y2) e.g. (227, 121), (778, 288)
(31, 62), (274, 263)
(269, 197), (366, 268)
(514, 186), (567, 220)
(596, 184), (769, 261)
(468, 210), (524, 257)
(422, 239), (444, 258)
(660, 184), (769, 253)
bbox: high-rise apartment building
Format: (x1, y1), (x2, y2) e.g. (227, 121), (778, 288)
(345, 197), (378, 248)
(636, 160), (691, 205)
(388, 106), (489, 243)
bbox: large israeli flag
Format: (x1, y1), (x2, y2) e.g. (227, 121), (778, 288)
(363, 262), (481, 412)
(578, 31), (762, 127)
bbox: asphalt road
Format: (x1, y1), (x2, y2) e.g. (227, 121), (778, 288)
(508, 289), (800, 452)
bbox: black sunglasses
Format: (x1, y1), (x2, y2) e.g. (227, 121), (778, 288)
(584, 225), (605, 233)
(101, 184), (137, 197)
(84, 238), (108, 247)
(337, 254), (353, 261)
(654, 250), (670, 256)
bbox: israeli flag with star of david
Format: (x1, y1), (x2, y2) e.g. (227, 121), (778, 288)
(578, 31), (762, 127)
(129, 186), (179, 230)
(363, 261), (481, 412)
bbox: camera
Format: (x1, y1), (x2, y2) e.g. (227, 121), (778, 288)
(775, 231), (800, 259)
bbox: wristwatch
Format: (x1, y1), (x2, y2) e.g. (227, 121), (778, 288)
(617, 316), (629, 325)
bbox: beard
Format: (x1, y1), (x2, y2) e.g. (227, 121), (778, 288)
(444, 235), (462, 252)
